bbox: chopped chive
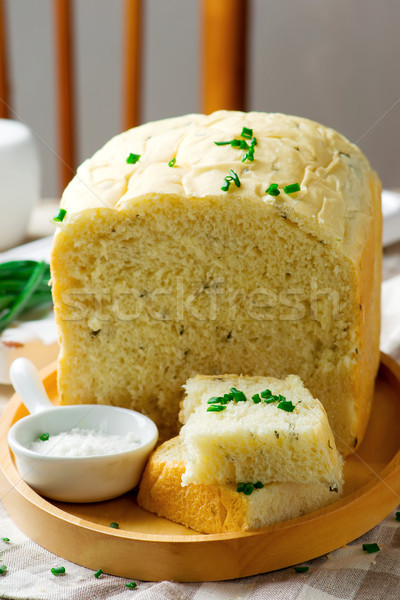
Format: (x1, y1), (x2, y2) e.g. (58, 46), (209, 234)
(94, 569), (103, 578)
(168, 158), (176, 167)
(0, 565), (7, 575)
(283, 183), (300, 194)
(1, 537), (10, 542)
(126, 153), (141, 164)
(362, 543), (380, 553)
(53, 208), (67, 222)
(241, 127), (253, 139)
(207, 405), (226, 412)
(51, 566), (66, 575)
(126, 582), (137, 589)
(109, 522), (119, 529)
(266, 183), (280, 197)
(207, 396), (224, 404)
(223, 393), (234, 402)
(294, 566), (309, 573)
(237, 482), (245, 493)
(265, 397), (279, 404)
(243, 483), (254, 495)
(214, 140), (233, 146)
(252, 393), (262, 404)
(39, 433), (49, 441)
(277, 400), (295, 412)
(260, 389), (272, 398)
(221, 169), (241, 192)
(278, 394), (286, 402)
(254, 481), (264, 489)
(396, 512), (400, 522)
(230, 387), (247, 402)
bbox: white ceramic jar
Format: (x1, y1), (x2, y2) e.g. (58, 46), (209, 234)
(0, 119), (40, 250)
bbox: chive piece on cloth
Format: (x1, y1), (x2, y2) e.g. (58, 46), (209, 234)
(126, 582), (137, 589)
(266, 183), (280, 197)
(51, 566), (66, 576)
(126, 153), (141, 164)
(0, 261), (47, 334)
(39, 433), (49, 441)
(168, 158), (176, 167)
(277, 399), (295, 412)
(94, 569), (103, 579)
(294, 566), (309, 573)
(362, 543), (380, 553)
(283, 183), (300, 194)
(0, 565), (7, 575)
(109, 522), (119, 529)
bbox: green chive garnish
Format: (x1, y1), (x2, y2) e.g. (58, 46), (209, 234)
(214, 140), (233, 146)
(362, 543), (380, 553)
(266, 183), (280, 197)
(0, 565), (7, 575)
(94, 569), (103, 578)
(252, 393), (262, 404)
(243, 483), (254, 495)
(230, 387), (247, 402)
(126, 153), (141, 164)
(1, 537), (9, 542)
(294, 566), (309, 573)
(260, 389), (272, 398)
(51, 566), (66, 576)
(241, 127), (253, 139)
(126, 582), (137, 589)
(224, 393), (234, 402)
(283, 183), (300, 194)
(254, 481), (264, 489)
(207, 396), (223, 404)
(109, 522), (119, 529)
(39, 433), (49, 441)
(396, 512), (400, 522)
(277, 400), (295, 412)
(237, 482), (245, 493)
(168, 158), (176, 167)
(207, 405), (226, 412)
(221, 169), (241, 192)
(53, 208), (67, 222)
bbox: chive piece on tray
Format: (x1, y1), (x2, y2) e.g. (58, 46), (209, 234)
(51, 566), (66, 576)
(126, 153), (141, 164)
(39, 433), (49, 441)
(1, 537), (10, 542)
(109, 522), (119, 529)
(94, 569), (103, 578)
(362, 543), (380, 553)
(53, 208), (67, 222)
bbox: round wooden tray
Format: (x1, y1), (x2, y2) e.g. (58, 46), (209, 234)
(0, 354), (399, 582)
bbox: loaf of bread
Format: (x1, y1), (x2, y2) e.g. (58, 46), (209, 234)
(179, 374), (343, 488)
(137, 437), (342, 533)
(51, 110), (381, 452)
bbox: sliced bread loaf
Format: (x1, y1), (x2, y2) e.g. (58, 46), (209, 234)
(137, 437), (342, 533)
(179, 374), (343, 488)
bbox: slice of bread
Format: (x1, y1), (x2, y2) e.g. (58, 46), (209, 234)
(179, 374), (343, 488)
(51, 110), (381, 452)
(137, 437), (343, 533)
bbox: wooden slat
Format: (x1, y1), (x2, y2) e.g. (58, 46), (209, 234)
(0, 0), (10, 118)
(123, 0), (142, 130)
(53, 0), (76, 192)
(201, 0), (248, 114)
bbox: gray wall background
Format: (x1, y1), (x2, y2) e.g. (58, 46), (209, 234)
(4, 0), (400, 197)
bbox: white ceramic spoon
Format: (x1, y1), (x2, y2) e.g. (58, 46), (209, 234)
(8, 358), (158, 503)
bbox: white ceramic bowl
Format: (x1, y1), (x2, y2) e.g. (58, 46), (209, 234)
(8, 359), (158, 503)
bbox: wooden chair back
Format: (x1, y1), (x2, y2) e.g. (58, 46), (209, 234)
(0, 0), (248, 193)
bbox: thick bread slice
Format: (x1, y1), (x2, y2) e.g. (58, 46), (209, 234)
(179, 374), (343, 488)
(137, 437), (343, 533)
(51, 110), (381, 452)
